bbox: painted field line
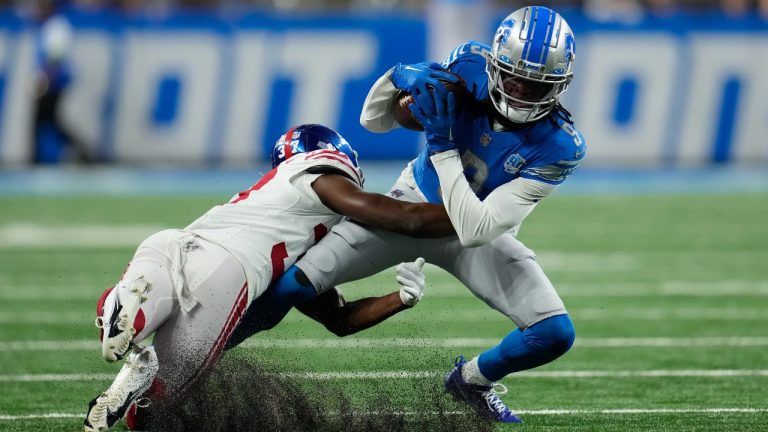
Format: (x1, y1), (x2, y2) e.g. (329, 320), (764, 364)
(0, 413), (83, 421)
(4, 336), (768, 352)
(0, 374), (115, 382)
(6, 307), (768, 325)
(0, 224), (163, 249)
(0, 312), (90, 324)
(3, 407), (768, 421)
(4, 279), (767, 301)
(2, 407), (768, 422)
(3, 369), (768, 383)
(517, 408), (768, 415)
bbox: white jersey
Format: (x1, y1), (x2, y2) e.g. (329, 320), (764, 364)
(185, 149), (363, 303)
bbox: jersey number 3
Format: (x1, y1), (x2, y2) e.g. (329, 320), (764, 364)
(461, 150), (489, 193)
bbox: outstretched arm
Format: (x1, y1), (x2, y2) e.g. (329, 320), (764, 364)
(296, 258), (426, 337)
(312, 173), (454, 238)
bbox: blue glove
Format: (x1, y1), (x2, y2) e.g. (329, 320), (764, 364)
(389, 62), (459, 100)
(408, 90), (457, 155)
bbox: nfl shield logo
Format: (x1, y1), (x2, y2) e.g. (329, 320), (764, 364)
(504, 153), (526, 174)
(480, 133), (492, 146)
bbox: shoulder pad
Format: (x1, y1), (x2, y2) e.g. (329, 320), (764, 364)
(441, 41), (491, 69)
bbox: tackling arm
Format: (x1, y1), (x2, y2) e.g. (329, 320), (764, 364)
(312, 173), (454, 238)
(295, 258), (426, 337)
(296, 288), (409, 337)
(430, 150), (557, 247)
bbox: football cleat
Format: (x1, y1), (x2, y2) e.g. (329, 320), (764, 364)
(84, 346), (158, 432)
(444, 355), (523, 423)
(96, 276), (151, 362)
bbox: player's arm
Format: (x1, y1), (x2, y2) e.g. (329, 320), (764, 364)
(295, 258), (426, 337)
(360, 62), (458, 132)
(431, 151), (557, 247)
(311, 173), (454, 238)
(407, 89), (568, 247)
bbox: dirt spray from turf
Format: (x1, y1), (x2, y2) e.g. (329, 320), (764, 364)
(141, 354), (495, 432)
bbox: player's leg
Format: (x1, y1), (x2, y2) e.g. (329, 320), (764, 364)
(96, 230), (179, 362)
(436, 233), (574, 423)
(146, 235), (249, 397)
(87, 233), (249, 431)
(225, 266), (312, 350)
(86, 230), (183, 431)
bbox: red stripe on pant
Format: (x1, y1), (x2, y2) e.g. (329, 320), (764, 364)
(178, 282), (249, 395)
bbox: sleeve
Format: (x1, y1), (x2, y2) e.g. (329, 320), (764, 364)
(430, 150), (558, 247)
(297, 150), (364, 187)
(520, 123), (587, 185)
(359, 70), (400, 133)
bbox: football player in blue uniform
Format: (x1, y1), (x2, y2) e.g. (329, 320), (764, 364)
(234, 6), (585, 423)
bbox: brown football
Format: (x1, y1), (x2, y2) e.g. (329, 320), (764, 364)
(393, 73), (471, 131)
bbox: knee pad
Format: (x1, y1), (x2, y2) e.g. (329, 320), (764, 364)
(524, 314), (575, 356)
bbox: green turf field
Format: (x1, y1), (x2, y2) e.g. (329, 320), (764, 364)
(1, 194), (767, 431)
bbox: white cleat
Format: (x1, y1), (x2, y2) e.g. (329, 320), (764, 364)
(97, 276), (151, 362)
(84, 345), (158, 432)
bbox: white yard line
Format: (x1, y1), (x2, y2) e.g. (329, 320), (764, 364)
(3, 336), (768, 351)
(3, 369), (768, 382)
(0, 224), (163, 249)
(4, 307), (768, 325)
(3, 279), (767, 301)
(0, 312), (90, 324)
(0, 413), (83, 420)
(2, 407), (767, 421)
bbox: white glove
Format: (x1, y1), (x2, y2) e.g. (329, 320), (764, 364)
(397, 257), (426, 306)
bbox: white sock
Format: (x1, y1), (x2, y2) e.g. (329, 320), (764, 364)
(461, 357), (492, 386)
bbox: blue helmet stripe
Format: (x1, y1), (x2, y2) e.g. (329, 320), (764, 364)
(525, 7), (554, 65)
(521, 7), (537, 65)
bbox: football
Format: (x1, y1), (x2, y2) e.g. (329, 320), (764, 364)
(393, 73), (471, 131)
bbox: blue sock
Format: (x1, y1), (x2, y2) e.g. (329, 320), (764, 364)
(477, 314), (575, 382)
(225, 266), (317, 349)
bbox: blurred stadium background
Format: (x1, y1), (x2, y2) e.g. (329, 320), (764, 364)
(0, 0), (767, 430)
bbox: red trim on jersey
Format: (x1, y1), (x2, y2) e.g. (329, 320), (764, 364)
(270, 242), (289, 282)
(305, 150), (359, 176)
(305, 154), (362, 184)
(230, 167), (279, 204)
(178, 281), (249, 394)
(313, 223), (328, 244)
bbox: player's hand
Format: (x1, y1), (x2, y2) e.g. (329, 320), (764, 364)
(397, 257), (426, 307)
(389, 62), (459, 99)
(408, 90), (457, 154)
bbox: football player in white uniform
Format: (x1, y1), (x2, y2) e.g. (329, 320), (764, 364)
(253, 7), (585, 423)
(84, 124), (452, 432)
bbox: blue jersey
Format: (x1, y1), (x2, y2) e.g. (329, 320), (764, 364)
(412, 41), (586, 204)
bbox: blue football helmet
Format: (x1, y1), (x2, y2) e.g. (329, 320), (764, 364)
(487, 6), (576, 123)
(271, 124), (360, 169)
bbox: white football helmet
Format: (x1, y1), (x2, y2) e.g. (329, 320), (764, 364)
(487, 6), (576, 123)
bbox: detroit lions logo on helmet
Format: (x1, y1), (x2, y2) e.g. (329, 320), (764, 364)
(495, 18), (516, 45)
(504, 153), (526, 174)
(564, 33), (576, 63)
